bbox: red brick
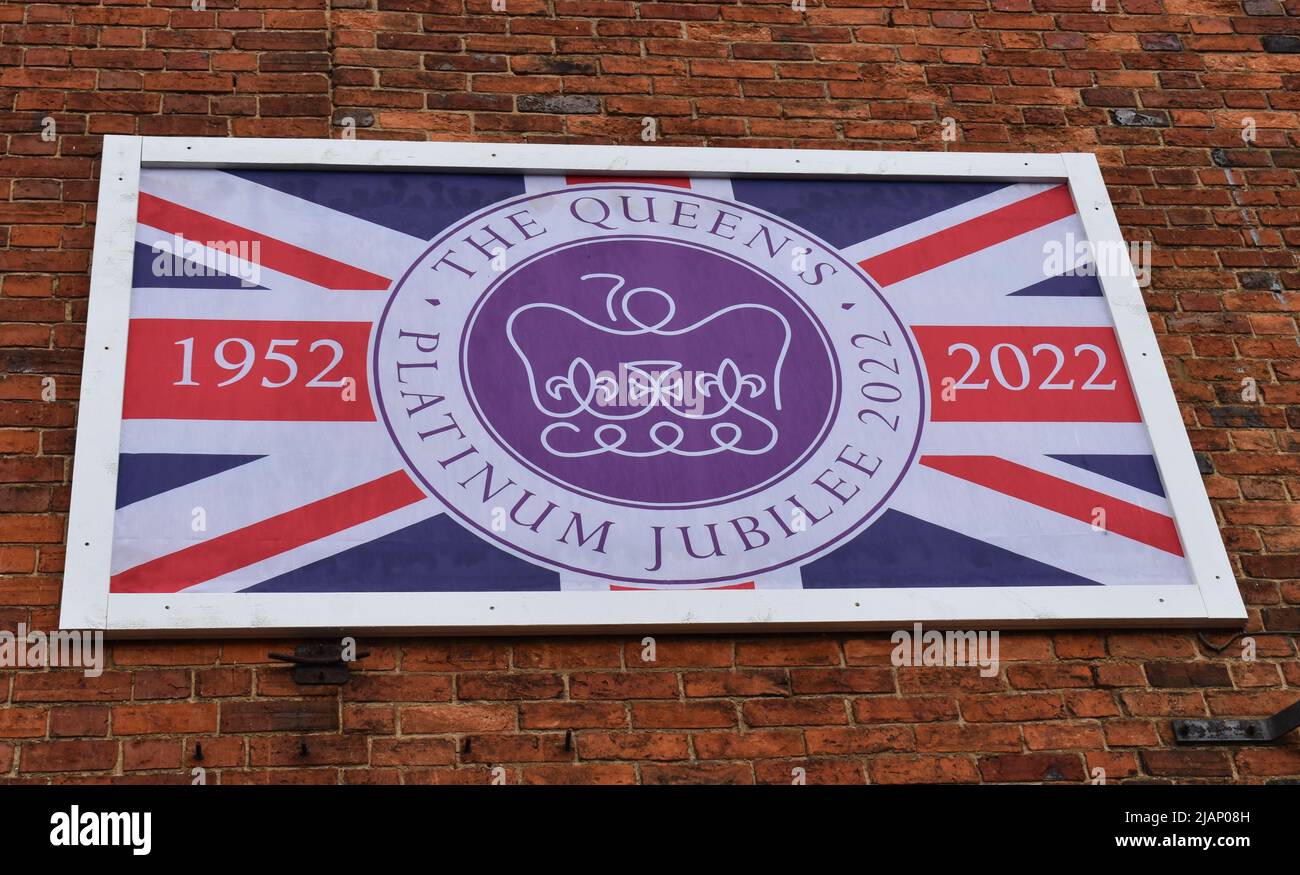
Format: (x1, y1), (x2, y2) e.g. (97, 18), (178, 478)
(693, 729), (805, 760)
(736, 637), (840, 666)
(631, 701), (737, 729)
(519, 701), (627, 729)
(979, 753), (1087, 783)
(13, 672), (131, 702)
(221, 701), (338, 733)
(186, 737), (244, 769)
(514, 639), (622, 668)
(641, 762), (754, 784)
(805, 726), (914, 755)
(869, 755), (981, 784)
(854, 697), (959, 723)
(197, 668), (253, 698)
(458, 673), (564, 700)
(0, 707), (46, 738)
(402, 641), (509, 671)
(343, 674), (452, 702)
(20, 740), (118, 773)
(249, 736), (369, 767)
(682, 669), (788, 698)
(757, 758), (866, 784)
(743, 698), (849, 727)
(624, 638), (732, 668)
(343, 705), (396, 735)
(49, 706), (108, 738)
(401, 703), (515, 733)
(960, 694), (1065, 722)
(122, 738), (182, 771)
(570, 672), (680, 699)
(788, 668), (894, 694)
(1142, 749), (1234, 778)
(519, 763), (637, 784)
(460, 734), (568, 764)
(111, 703), (217, 735)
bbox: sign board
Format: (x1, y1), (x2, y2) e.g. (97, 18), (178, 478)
(62, 137), (1245, 634)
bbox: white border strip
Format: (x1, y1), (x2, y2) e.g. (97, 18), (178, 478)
(1064, 153), (1239, 621)
(60, 136), (142, 629)
(106, 585), (1216, 637)
(142, 137), (1070, 181)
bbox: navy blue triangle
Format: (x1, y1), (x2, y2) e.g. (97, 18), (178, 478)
(1048, 454), (1165, 497)
(729, 179), (1010, 250)
(800, 509), (1100, 588)
(243, 514), (562, 592)
(131, 242), (266, 290)
(116, 453), (264, 508)
(225, 170), (527, 242)
(1008, 269), (1102, 297)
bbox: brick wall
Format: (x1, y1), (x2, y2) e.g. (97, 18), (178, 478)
(1, 0), (1298, 784)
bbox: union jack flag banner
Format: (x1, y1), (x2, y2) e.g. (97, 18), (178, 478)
(63, 138), (1243, 632)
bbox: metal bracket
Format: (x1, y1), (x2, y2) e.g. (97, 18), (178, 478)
(1174, 699), (1300, 744)
(269, 643), (370, 685)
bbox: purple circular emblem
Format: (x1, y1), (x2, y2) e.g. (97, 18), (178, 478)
(462, 237), (838, 508)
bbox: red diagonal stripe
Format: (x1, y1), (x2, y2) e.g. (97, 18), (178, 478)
(109, 471), (426, 593)
(859, 185), (1077, 286)
(136, 192), (392, 291)
(565, 175), (691, 189)
(919, 455), (1183, 557)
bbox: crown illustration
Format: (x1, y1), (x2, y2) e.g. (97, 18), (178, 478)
(506, 273), (792, 459)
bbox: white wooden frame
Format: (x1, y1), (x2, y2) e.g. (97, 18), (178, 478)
(61, 136), (1245, 636)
